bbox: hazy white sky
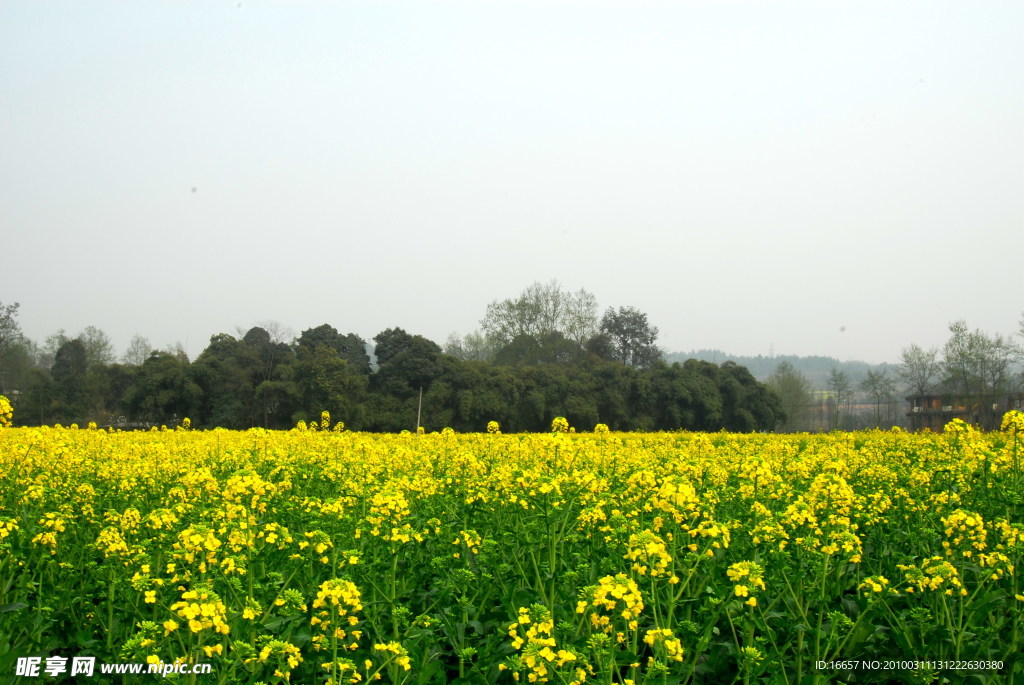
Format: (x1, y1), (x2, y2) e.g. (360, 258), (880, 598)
(2, 0), (1022, 365)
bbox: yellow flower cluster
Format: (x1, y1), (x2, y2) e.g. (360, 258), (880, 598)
(30, 512), (66, 554)
(221, 470), (281, 514)
(1001, 410), (1024, 435)
(298, 530), (333, 564)
(898, 557), (967, 596)
(373, 641), (411, 671)
(551, 416), (569, 433)
(312, 578), (363, 613)
(250, 639), (303, 680)
(650, 479), (700, 524)
(173, 524), (224, 575)
(168, 588), (230, 635)
(95, 526), (133, 561)
(579, 574), (644, 632)
(857, 575), (894, 597)
(625, 530), (676, 581)
(994, 518), (1024, 550)
(507, 605), (578, 683)
(644, 627), (684, 663)
(942, 509), (988, 558)
(750, 502), (789, 550)
(727, 560), (766, 607)
(365, 490), (416, 543)
(0, 516), (18, 541)
(686, 518), (731, 553)
(0, 395), (13, 427)
(978, 551), (1014, 580)
(453, 529), (482, 556)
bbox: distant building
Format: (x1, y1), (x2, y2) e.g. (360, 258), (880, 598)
(905, 393), (970, 432)
(907, 386), (1024, 431)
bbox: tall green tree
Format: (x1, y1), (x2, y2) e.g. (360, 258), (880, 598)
(590, 360), (633, 430)
(443, 330), (494, 362)
(51, 338), (88, 423)
(362, 328), (442, 431)
(860, 369), (896, 427)
(718, 361), (783, 432)
(81, 326), (115, 368)
(645, 363), (696, 430)
(372, 329), (443, 398)
(480, 281), (597, 351)
(244, 326), (299, 428)
(85, 363), (136, 424)
(0, 302), (22, 389)
(600, 306), (661, 369)
(767, 361), (812, 432)
(18, 369), (56, 426)
(297, 324), (371, 375)
(826, 367), (853, 430)
(191, 334), (256, 427)
(295, 345), (365, 427)
(190, 330), (298, 429)
(0, 301), (19, 350)
(40, 330), (71, 371)
(942, 320), (1022, 429)
(122, 351), (200, 426)
(681, 360), (726, 431)
(0, 301), (33, 395)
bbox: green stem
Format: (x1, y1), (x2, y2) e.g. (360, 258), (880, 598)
(813, 555), (829, 664)
(331, 603), (339, 685)
(106, 566), (115, 651)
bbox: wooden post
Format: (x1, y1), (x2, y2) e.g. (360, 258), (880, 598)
(416, 386), (423, 433)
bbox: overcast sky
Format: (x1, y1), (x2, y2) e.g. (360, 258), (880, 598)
(2, 0), (1022, 366)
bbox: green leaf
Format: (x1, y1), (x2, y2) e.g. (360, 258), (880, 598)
(0, 603), (28, 613)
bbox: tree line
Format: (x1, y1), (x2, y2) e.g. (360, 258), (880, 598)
(763, 317), (1024, 432)
(0, 288), (784, 432)
(670, 350), (897, 389)
(895, 319), (1024, 430)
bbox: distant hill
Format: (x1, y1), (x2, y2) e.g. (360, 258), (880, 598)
(664, 349), (899, 388)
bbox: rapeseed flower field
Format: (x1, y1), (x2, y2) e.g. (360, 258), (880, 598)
(2, 406), (1023, 683)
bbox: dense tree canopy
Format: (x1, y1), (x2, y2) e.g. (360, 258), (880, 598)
(0, 299), (791, 432)
(297, 324), (371, 375)
(10, 297), (1020, 434)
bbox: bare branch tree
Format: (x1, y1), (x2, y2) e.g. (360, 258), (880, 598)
(123, 335), (153, 366)
(897, 344), (941, 397)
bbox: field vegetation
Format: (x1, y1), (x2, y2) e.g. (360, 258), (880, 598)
(1, 406), (1023, 683)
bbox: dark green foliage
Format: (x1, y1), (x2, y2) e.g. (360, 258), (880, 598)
(84, 363), (136, 423)
(6, 321), (781, 433)
(121, 351), (201, 426)
(0, 301), (26, 394)
(298, 324), (371, 375)
(767, 361), (811, 432)
(372, 329), (443, 399)
(16, 369), (56, 426)
(190, 330), (302, 429)
(600, 306), (662, 369)
(294, 345), (365, 426)
(51, 339), (88, 423)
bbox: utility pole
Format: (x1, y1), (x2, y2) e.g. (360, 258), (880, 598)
(416, 386), (423, 433)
